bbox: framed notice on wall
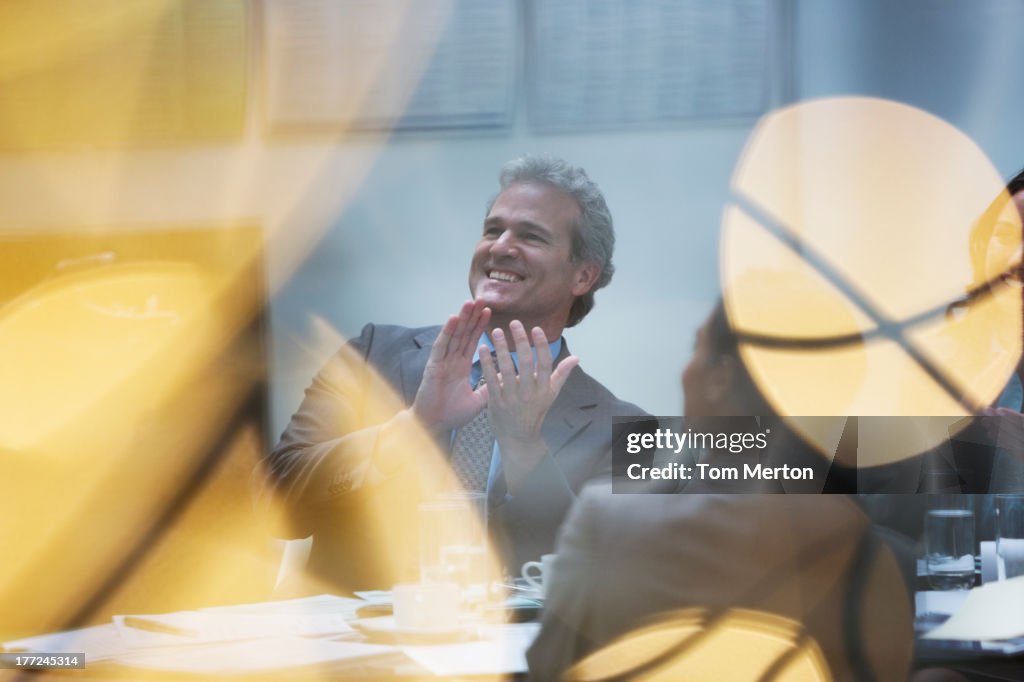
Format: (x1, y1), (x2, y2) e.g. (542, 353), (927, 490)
(262, 0), (517, 133)
(527, 0), (787, 132)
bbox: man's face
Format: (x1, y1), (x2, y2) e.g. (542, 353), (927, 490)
(469, 181), (597, 335)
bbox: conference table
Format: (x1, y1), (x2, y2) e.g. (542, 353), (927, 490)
(912, 549), (1024, 682)
(5, 582), (1024, 681)
(0, 590), (542, 681)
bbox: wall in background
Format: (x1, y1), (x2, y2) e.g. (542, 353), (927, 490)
(0, 1), (1021, 439)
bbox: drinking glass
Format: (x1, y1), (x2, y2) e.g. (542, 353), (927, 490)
(418, 492), (489, 598)
(995, 494), (1024, 580)
(924, 509), (975, 590)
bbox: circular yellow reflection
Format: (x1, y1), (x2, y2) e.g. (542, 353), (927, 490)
(722, 97), (1022, 465)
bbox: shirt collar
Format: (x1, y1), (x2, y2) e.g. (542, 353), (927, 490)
(470, 333), (563, 382)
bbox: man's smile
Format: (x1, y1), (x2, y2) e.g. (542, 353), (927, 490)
(488, 269), (524, 283)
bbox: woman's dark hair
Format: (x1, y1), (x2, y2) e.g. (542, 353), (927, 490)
(702, 299), (775, 415)
(705, 299), (739, 361)
(1008, 167), (1024, 198)
(968, 167), (1024, 287)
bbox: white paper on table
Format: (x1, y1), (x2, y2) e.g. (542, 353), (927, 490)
(981, 638), (1024, 655)
(354, 590), (393, 603)
(923, 576), (1024, 640)
(915, 590), (969, 618)
(201, 594), (366, 616)
(2, 624), (127, 662)
(113, 610), (355, 649)
(401, 622), (540, 676)
(117, 636), (398, 674)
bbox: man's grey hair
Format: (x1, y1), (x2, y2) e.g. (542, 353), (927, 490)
(488, 155), (615, 327)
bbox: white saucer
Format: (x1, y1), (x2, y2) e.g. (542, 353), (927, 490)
(351, 616), (476, 643)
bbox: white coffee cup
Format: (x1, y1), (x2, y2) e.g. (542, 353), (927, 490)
(521, 553), (556, 597)
(392, 582), (460, 630)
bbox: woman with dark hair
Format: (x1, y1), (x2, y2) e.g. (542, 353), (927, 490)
(967, 168), (1024, 494)
(967, 168), (1024, 297)
(527, 301), (918, 682)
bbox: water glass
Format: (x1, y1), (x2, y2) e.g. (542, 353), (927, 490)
(924, 509), (975, 590)
(996, 494), (1024, 580)
(418, 492), (489, 595)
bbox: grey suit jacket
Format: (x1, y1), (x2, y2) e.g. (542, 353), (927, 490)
(527, 486), (915, 682)
(268, 323), (647, 592)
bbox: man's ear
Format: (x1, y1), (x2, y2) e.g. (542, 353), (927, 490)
(571, 262), (601, 296)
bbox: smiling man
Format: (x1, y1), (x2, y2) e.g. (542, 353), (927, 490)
(267, 156), (646, 591)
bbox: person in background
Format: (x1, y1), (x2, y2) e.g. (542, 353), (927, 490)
(866, 167), (1024, 545)
(266, 155), (647, 592)
(528, 301), (918, 682)
(969, 167), (1024, 494)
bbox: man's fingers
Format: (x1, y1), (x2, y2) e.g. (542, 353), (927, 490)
(491, 328), (518, 393)
(532, 326), (553, 383)
(462, 304), (491, 358)
(549, 354), (579, 395)
(453, 299), (490, 358)
(455, 304), (479, 357)
(449, 300), (477, 354)
(510, 321), (534, 381)
(429, 298), (487, 367)
(430, 314), (459, 362)
(479, 344), (500, 394)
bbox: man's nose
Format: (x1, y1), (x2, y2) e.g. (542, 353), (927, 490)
(489, 232), (518, 257)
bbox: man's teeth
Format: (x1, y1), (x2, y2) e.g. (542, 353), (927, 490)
(489, 271), (521, 282)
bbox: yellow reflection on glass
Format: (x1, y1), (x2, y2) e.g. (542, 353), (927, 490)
(0, 0), (247, 148)
(568, 608), (831, 682)
(0, 263), (212, 451)
(722, 96), (1021, 464)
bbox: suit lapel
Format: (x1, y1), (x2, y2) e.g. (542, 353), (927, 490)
(541, 340), (596, 456)
(543, 373), (595, 454)
(399, 327), (439, 406)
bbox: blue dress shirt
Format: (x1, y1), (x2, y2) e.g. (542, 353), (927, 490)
(461, 333), (563, 501)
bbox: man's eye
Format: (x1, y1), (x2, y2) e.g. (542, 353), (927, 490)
(525, 233), (544, 242)
(484, 227), (501, 237)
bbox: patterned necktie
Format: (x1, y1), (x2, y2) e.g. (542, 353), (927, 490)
(450, 364), (495, 492)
